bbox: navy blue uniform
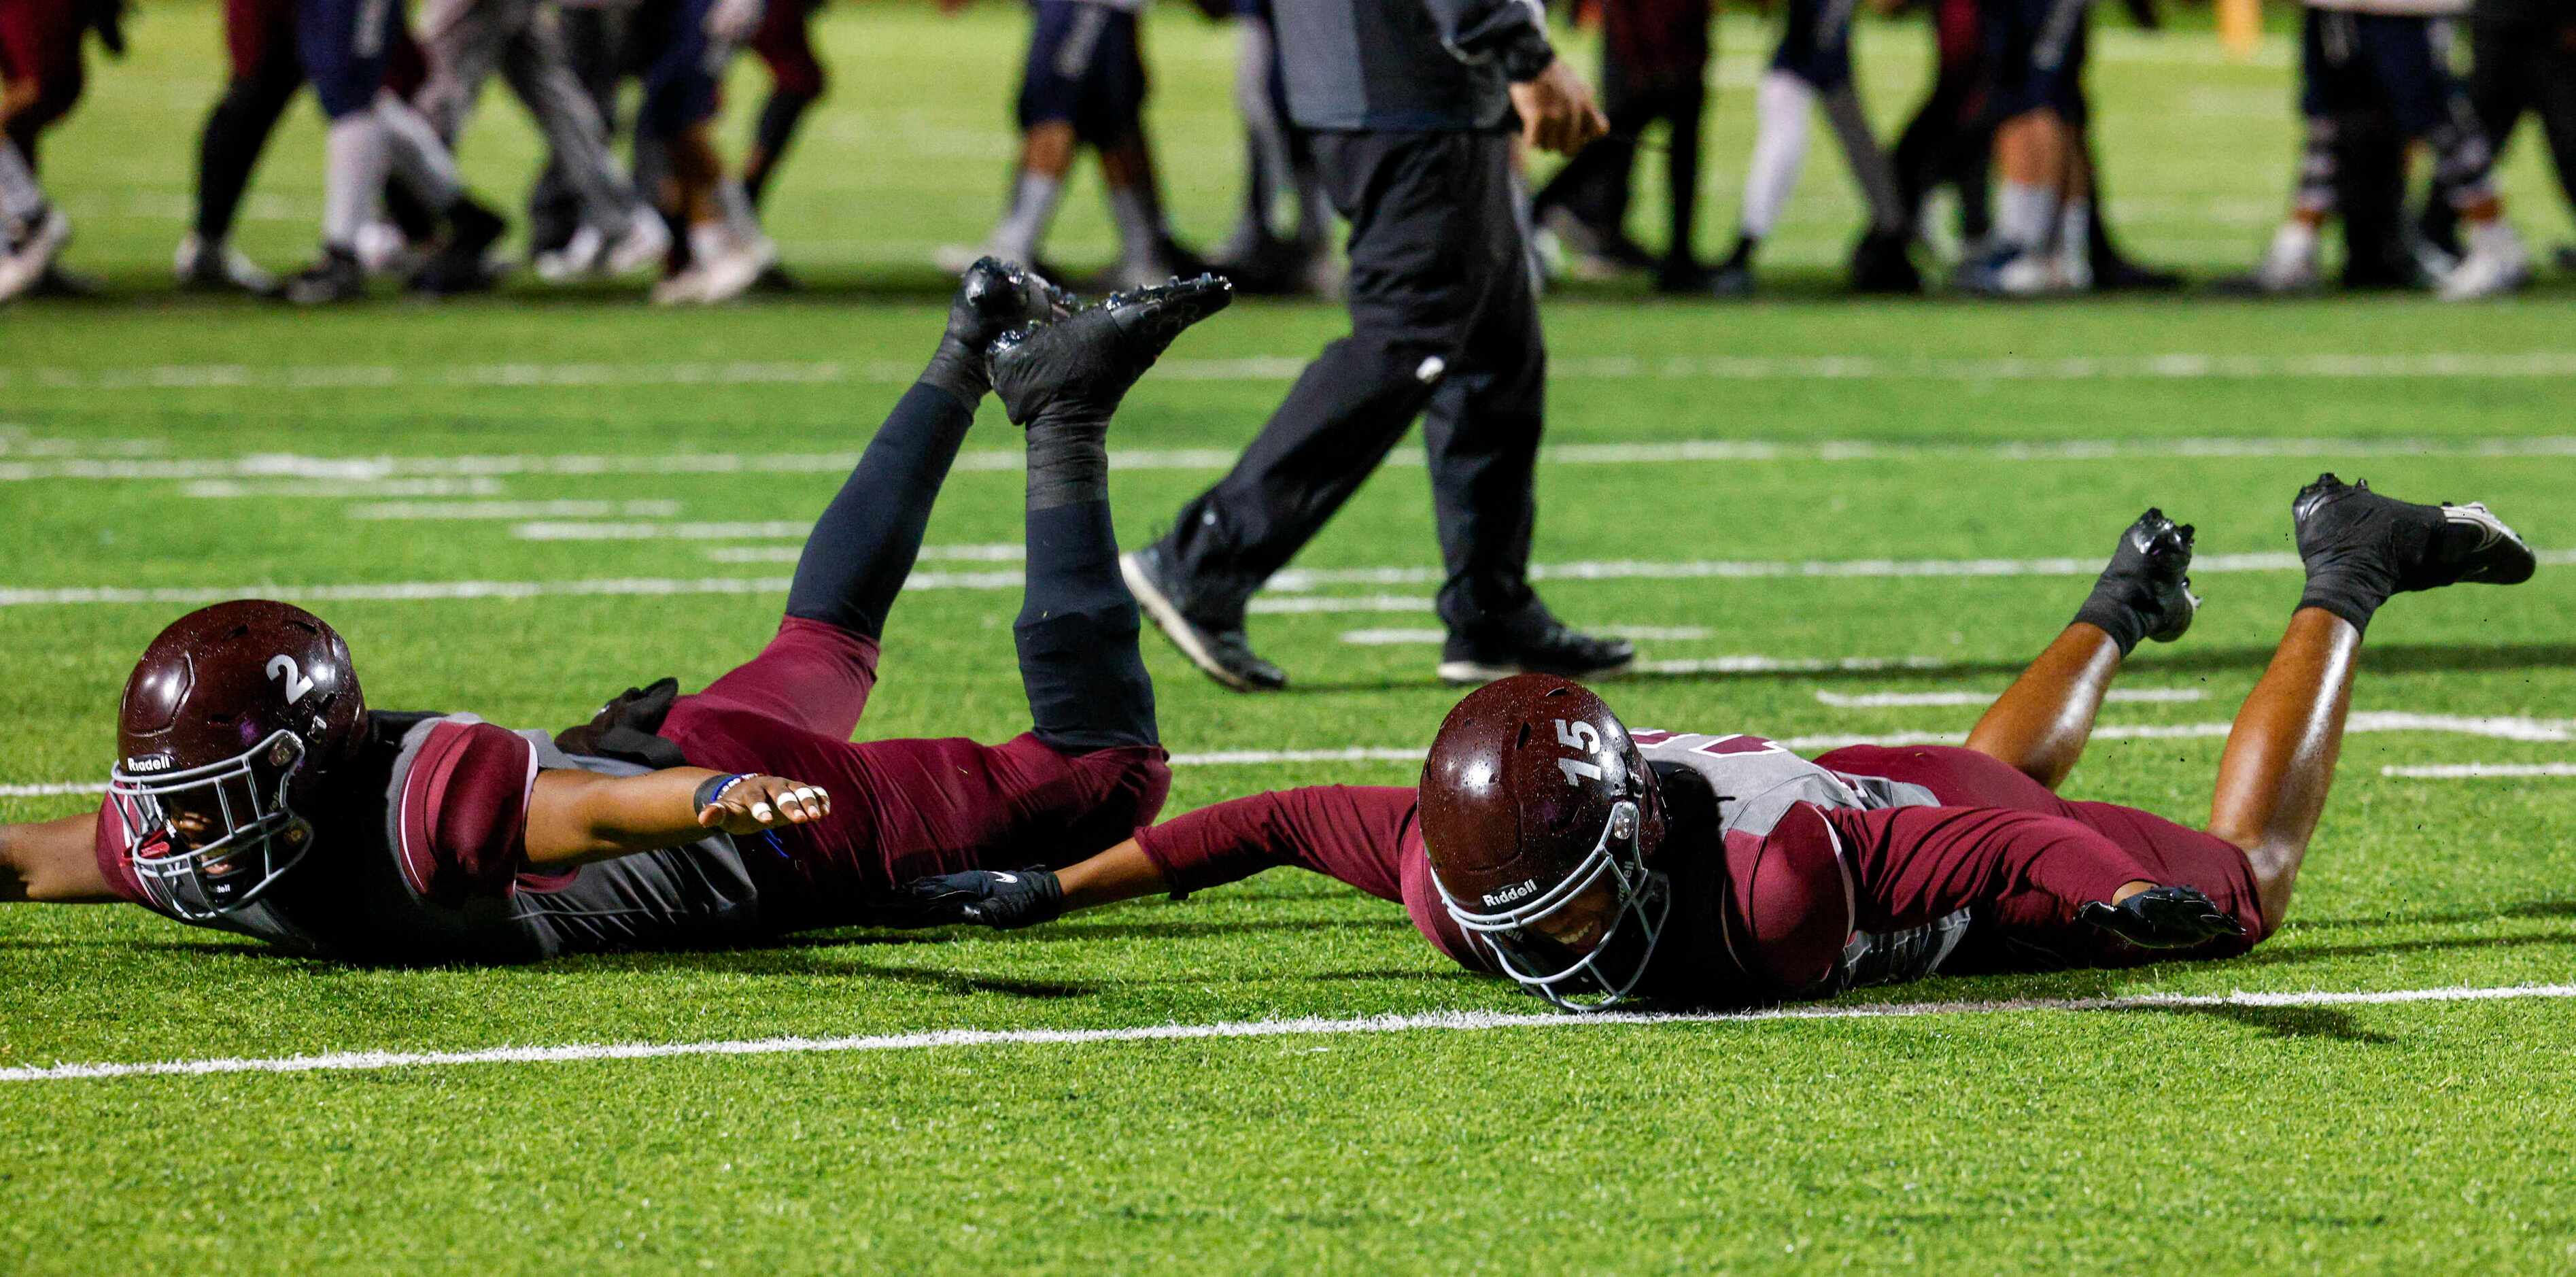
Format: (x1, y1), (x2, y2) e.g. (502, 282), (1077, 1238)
(1016, 0), (1148, 146)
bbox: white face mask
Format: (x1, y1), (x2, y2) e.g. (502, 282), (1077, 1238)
(107, 730), (313, 921)
(1435, 800), (1670, 1012)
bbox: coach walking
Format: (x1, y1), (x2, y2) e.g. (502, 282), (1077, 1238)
(1120, 0), (1624, 691)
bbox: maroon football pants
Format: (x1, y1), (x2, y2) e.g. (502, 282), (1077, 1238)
(0, 0), (84, 161)
(657, 617), (1171, 932)
(1817, 744), (2269, 968)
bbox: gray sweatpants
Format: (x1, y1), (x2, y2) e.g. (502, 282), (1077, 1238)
(417, 0), (644, 233)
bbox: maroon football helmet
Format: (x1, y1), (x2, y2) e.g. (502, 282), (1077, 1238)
(107, 600), (367, 919)
(1419, 675), (1670, 1011)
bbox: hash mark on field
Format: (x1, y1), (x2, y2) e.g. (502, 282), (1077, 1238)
(1815, 688), (2208, 708)
(9, 435), (2576, 484)
(2380, 762), (2576, 779)
(5, 984), (2568, 1083)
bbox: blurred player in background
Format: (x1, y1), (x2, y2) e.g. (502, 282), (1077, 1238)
(952, 0), (1197, 288)
(632, 0), (777, 303)
(2420, 0), (2576, 271)
(738, 0), (824, 214)
(2254, 0), (2526, 299)
(0, 0), (120, 301)
(912, 484), (2537, 1012)
(1711, 0), (1917, 296)
(413, 0), (670, 282)
(1526, 0), (1715, 292)
(281, 0), (513, 303)
(1959, 0), (2096, 294)
(1209, 0), (1334, 295)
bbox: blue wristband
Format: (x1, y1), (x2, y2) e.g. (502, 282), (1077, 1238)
(692, 772), (753, 811)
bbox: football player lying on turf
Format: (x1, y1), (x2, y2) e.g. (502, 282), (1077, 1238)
(903, 483), (2536, 1008)
(0, 262), (1234, 963)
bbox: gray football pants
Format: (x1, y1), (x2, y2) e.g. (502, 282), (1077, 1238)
(417, 0), (643, 233)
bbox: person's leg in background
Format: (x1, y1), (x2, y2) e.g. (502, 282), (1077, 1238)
(1715, 0), (1830, 295)
(1127, 132), (1479, 692)
(974, 0), (1091, 275)
(179, 0), (305, 292)
(1964, 0), (2093, 294)
(1528, 0), (1662, 282)
(637, 0), (770, 303)
(2363, 11), (2524, 297)
(0, 0), (84, 300)
(499, 0), (666, 279)
(1422, 133), (1628, 684)
(741, 0), (824, 212)
(524, 0), (628, 258)
(1086, 6), (1197, 289)
(1212, 0), (1333, 293)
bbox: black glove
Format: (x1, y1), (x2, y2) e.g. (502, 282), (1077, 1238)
(903, 867), (1066, 930)
(2078, 886), (2244, 949)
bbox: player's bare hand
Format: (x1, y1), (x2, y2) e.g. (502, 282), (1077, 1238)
(2079, 885), (2244, 949)
(1508, 58), (1608, 157)
(695, 774), (831, 835)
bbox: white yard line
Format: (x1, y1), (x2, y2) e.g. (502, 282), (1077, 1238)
(2380, 762), (2576, 779)
(24, 549), (2556, 611)
(15, 715), (2569, 798)
(16, 350), (2576, 395)
(4, 983), (2567, 1084)
(17, 435), (2576, 486)
(187, 477), (510, 499)
(1817, 688), (2208, 708)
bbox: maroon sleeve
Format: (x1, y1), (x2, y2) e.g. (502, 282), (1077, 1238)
(1131, 786), (1417, 900)
(1130, 787), (1493, 975)
(395, 720), (541, 904)
(1824, 802), (2158, 936)
(92, 797), (152, 908)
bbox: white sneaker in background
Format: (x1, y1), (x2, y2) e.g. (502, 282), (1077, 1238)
(2256, 221), (2321, 293)
(2439, 219), (2530, 301)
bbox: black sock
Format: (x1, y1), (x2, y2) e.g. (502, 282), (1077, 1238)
(744, 91), (816, 208)
(1018, 498), (1157, 751)
(1722, 235), (1757, 270)
(1022, 411), (1110, 512)
(2071, 593), (2149, 656)
(782, 381), (976, 638)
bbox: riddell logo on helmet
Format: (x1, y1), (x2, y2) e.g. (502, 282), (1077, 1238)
(1482, 879), (1540, 908)
(124, 755), (173, 773)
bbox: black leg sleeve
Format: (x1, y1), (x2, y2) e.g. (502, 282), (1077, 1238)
(194, 70), (300, 242)
(783, 382), (978, 638)
(1018, 500), (1158, 751)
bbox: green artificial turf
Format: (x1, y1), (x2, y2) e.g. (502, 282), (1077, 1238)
(5, 3), (2576, 1272)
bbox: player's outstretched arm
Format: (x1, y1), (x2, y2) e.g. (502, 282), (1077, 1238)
(522, 768), (831, 866)
(0, 813), (118, 904)
(901, 839), (1171, 930)
(897, 787), (1419, 930)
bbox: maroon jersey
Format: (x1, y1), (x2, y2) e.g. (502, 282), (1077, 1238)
(97, 712), (765, 962)
(1136, 740), (2263, 1008)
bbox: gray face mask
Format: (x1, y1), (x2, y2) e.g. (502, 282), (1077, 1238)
(1436, 800), (1670, 1012)
(108, 730), (313, 921)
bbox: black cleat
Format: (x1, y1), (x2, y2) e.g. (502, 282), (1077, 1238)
(952, 256), (1076, 351)
(2294, 473), (2537, 596)
(409, 198), (507, 296)
(1438, 613), (1636, 686)
(1849, 229), (1923, 294)
(281, 246), (367, 305)
(2094, 508), (2201, 645)
(986, 273), (1233, 426)
(1120, 542), (1287, 692)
